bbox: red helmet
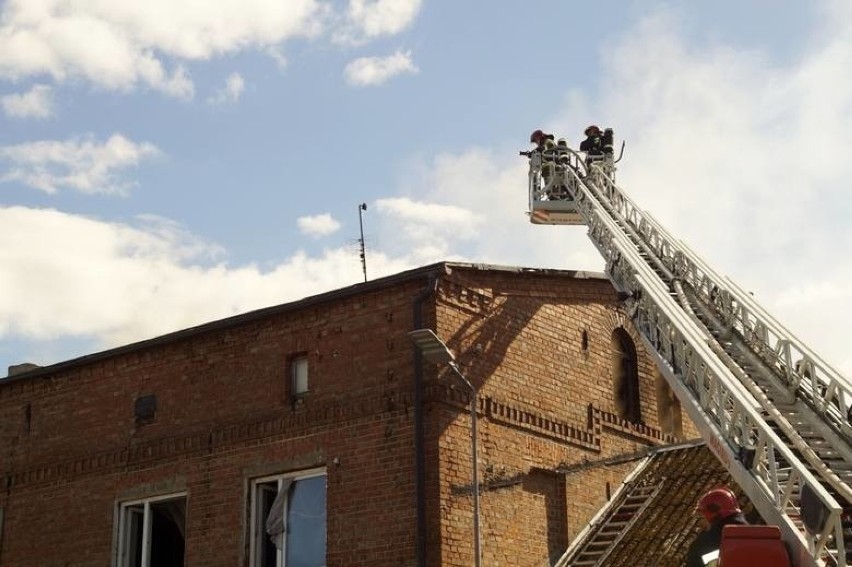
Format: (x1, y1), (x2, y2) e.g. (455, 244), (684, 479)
(584, 124), (601, 136)
(530, 129), (546, 143)
(696, 487), (741, 523)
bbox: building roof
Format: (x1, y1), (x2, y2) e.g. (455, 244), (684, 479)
(556, 441), (757, 566)
(2, 261), (607, 383)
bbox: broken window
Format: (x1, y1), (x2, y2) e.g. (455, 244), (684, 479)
(250, 470), (326, 567)
(611, 327), (641, 423)
(116, 493), (186, 567)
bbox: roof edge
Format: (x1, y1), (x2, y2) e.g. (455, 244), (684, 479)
(2, 262), (608, 384)
(554, 438), (706, 475)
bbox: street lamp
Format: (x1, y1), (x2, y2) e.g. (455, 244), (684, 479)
(408, 329), (481, 567)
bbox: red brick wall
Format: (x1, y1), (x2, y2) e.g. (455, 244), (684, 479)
(0, 278), (430, 567)
(0, 265), (694, 567)
(428, 268), (689, 566)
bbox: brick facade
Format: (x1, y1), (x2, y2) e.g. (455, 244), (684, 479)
(0, 262), (696, 566)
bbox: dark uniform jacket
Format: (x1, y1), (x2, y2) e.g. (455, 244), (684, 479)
(579, 134), (604, 156)
(685, 513), (748, 567)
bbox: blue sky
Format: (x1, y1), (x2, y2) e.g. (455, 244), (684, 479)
(1, 0), (850, 377)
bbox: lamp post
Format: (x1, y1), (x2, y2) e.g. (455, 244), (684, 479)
(408, 329), (481, 567)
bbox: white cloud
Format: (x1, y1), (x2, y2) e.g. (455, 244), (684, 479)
(336, 0), (422, 43)
(365, 7), (852, 376)
(0, 153), (591, 366)
(265, 46), (289, 68)
(374, 150), (599, 269)
(603, 21), (849, 238)
(208, 72), (245, 104)
(0, 0), (422, 97)
(344, 49), (418, 86)
(375, 197), (478, 227)
(374, 196), (484, 260)
(297, 213), (341, 237)
(546, 7), (852, 375)
(0, 134), (161, 195)
(0, 206), (411, 350)
(1, 84), (54, 118)
(0, 0), (324, 96)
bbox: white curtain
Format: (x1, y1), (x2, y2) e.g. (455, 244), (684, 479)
(265, 479), (294, 549)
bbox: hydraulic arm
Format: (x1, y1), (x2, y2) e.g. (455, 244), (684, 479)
(524, 139), (852, 566)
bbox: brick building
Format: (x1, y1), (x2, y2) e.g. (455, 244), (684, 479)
(0, 262), (698, 566)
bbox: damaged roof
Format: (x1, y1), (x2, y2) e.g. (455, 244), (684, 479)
(556, 440), (758, 566)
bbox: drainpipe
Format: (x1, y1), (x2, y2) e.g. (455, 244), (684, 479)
(412, 272), (438, 567)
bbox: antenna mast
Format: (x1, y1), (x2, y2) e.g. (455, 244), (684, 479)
(358, 203), (368, 282)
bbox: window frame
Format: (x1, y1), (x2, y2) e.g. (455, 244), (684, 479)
(113, 491), (187, 567)
(248, 468), (326, 567)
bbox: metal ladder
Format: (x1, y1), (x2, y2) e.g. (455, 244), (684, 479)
(556, 477), (662, 567)
(526, 148), (852, 566)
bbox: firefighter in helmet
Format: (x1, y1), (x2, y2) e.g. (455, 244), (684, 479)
(579, 124), (605, 167)
(529, 129), (559, 197)
(685, 487), (748, 567)
(529, 129), (555, 151)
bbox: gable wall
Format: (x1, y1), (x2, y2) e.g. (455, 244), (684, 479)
(429, 268), (695, 566)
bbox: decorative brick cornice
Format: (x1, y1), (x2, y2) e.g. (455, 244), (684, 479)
(6, 385), (676, 491)
(5, 387), (412, 490)
(439, 279), (495, 315)
(426, 384), (674, 451)
(484, 397), (600, 451)
(591, 404), (678, 444)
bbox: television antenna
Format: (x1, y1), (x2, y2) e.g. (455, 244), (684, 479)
(358, 203), (368, 282)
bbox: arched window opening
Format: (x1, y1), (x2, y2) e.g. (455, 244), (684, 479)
(611, 327), (641, 422)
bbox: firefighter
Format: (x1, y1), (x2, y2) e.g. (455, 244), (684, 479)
(529, 129), (555, 151)
(579, 124), (605, 169)
(530, 129), (559, 197)
(685, 487), (749, 567)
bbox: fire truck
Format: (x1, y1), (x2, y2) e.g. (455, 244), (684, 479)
(522, 131), (852, 566)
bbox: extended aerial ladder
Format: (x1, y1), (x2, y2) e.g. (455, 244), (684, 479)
(522, 135), (852, 566)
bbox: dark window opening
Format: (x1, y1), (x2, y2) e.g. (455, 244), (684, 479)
(134, 394), (157, 426)
(611, 327), (641, 422)
(150, 501), (186, 567)
(118, 495), (186, 567)
(257, 482), (279, 566)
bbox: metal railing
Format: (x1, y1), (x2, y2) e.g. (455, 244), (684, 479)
(526, 152), (850, 565)
(590, 168), (852, 442)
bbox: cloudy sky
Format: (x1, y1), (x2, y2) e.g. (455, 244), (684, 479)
(0, 0), (850, 377)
